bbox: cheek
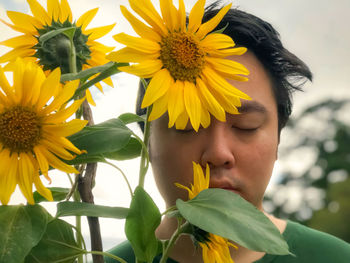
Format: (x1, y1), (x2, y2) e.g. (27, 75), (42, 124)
(239, 131), (278, 200)
(149, 132), (195, 205)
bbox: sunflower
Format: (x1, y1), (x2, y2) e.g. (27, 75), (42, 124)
(107, 0), (250, 131)
(0, 58), (88, 205)
(0, 0), (115, 105)
(176, 162), (237, 263)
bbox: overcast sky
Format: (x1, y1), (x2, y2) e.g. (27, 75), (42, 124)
(0, 0), (349, 250)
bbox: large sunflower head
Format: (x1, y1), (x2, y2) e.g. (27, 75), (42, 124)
(107, 0), (251, 131)
(0, 0), (116, 104)
(176, 162), (237, 262)
(0, 58), (88, 205)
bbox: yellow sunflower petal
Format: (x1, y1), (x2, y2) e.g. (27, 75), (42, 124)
(107, 47), (159, 63)
(33, 174), (53, 202)
(168, 80), (185, 128)
(0, 66), (15, 101)
(196, 3), (232, 39)
(44, 134), (83, 155)
(148, 93), (169, 122)
(119, 60), (163, 79)
(203, 66), (251, 100)
(0, 35), (36, 48)
(44, 119), (88, 137)
(33, 145), (50, 179)
(6, 11), (41, 33)
(206, 57), (249, 82)
(44, 97), (85, 123)
(113, 33), (160, 53)
(18, 153), (35, 204)
(120, 5), (161, 43)
(47, 0), (60, 22)
(84, 23), (116, 41)
(142, 68), (173, 108)
(0, 149), (17, 205)
(22, 61), (40, 106)
(207, 47), (247, 58)
(40, 79), (79, 115)
(59, 0), (72, 22)
(76, 8), (98, 30)
(160, 0), (178, 30)
(41, 139), (75, 160)
(196, 77), (225, 122)
(0, 47), (36, 64)
(183, 81), (202, 132)
(188, 0), (205, 33)
(27, 0), (50, 25)
(175, 110), (189, 130)
(178, 0), (186, 31)
(36, 67), (61, 110)
(200, 106), (211, 128)
(206, 84), (240, 115)
(201, 33), (235, 51)
(129, 0), (167, 36)
(40, 146), (78, 174)
(85, 89), (96, 106)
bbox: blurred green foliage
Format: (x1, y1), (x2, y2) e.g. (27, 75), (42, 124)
(264, 99), (350, 242)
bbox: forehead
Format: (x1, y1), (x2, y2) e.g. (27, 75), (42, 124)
(228, 51), (276, 113)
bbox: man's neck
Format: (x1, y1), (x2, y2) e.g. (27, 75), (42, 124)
(156, 212), (287, 263)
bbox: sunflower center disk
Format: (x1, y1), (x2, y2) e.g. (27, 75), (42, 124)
(160, 32), (205, 83)
(0, 106), (41, 152)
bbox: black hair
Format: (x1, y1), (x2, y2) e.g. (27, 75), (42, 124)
(136, 1), (312, 133)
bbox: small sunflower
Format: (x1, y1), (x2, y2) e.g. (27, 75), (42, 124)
(0, 0), (115, 105)
(0, 58), (88, 205)
(176, 162), (237, 263)
(107, 0), (250, 131)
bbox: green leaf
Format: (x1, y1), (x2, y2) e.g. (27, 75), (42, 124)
(56, 201), (129, 219)
(25, 218), (83, 263)
(104, 137), (142, 160)
(125, 186), (161, 262)
(0, 205), (49, 263)
(118, 113), (145, 125)
(68, 118), (132, 156)
(72, 62), (128, 99)
(61, 61), (116, 82)
(39, 27), (75, 43)
(34, 187), (70, 203)
(176, 188), (290, 255)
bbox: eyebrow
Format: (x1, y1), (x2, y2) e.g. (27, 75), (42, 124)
(238, 101), (267, 114)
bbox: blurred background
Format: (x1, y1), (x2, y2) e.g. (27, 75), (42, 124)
(0, 0), (349, 250)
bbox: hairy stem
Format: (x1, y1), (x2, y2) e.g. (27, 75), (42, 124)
(77, 100), (104, 263)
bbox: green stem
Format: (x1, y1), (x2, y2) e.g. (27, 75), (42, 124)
(160, 221), (190, 263)
(89, 250), (127, 263)
(68, 35), (77, 74)
(138, 106), (151, 188)
(104, 160), (133, 198)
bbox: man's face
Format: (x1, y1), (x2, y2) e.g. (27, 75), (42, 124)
(149, 52), (279, 210)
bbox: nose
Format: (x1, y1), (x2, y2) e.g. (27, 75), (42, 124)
(200, 120), (235, 169)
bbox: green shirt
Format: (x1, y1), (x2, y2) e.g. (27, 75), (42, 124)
(106, 221), (350, 263)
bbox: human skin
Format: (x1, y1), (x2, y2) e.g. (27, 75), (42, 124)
(149, 51), (285, 262)
(150, 51), (279, 210)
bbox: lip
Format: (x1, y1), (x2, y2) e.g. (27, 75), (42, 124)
(209, 181), (241, 195)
